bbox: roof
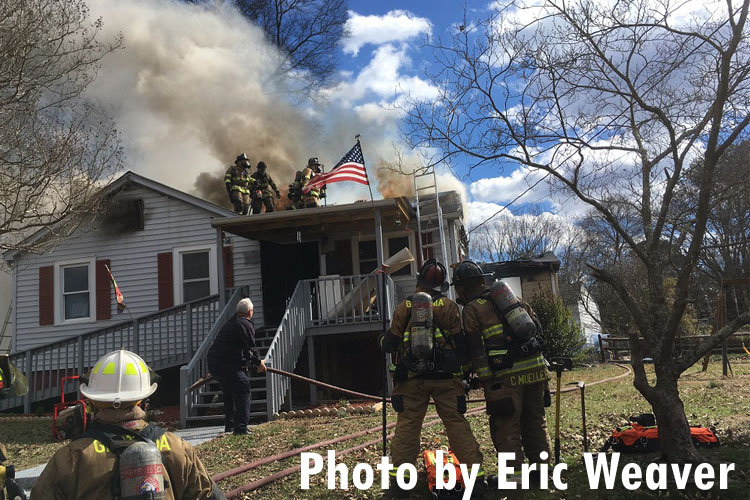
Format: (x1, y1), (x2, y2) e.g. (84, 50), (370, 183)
(213, 197), (413, 243)
(480, 251), (561, 276)
(3, 171), (236, 261)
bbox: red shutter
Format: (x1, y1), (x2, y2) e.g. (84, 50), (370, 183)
(157, 252), (174, 310)
(223, 246), (234, 288)
(39, 266), (54, 325)
(95, 260), (111, 320)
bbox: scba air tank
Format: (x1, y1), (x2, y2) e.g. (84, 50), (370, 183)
(410, 292), (434, 360)
(489, 280), (537, 341)
(120, 442), (168, 500)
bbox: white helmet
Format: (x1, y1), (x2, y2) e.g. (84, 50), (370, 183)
(81, 350), (157, 404)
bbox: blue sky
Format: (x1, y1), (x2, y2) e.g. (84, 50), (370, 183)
(329, 2), (571, 226)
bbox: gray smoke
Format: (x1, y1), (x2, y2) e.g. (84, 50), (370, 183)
(86, 0), (465, 209)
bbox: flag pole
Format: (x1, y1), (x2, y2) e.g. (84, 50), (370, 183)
(357, 135), (389, 459)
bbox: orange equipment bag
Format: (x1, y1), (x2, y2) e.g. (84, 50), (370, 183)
(423, 449), (466, 500)
(601, 416), (720, 453)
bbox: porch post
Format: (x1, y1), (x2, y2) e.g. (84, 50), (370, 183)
(374, 209), (384, 268)
(216, 227), (226, 308)
(307, 337), (316, 405)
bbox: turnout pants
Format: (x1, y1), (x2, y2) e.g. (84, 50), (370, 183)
(211, 368), (250, 433)
(390, 378), (483, 474)
(484, 380), (550, 471)
(251, 196), (275, 214)
(229, 191), (250, 215)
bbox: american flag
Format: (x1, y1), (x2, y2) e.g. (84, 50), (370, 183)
(302, 141), (369, 193)
(105, 264), (127, 313)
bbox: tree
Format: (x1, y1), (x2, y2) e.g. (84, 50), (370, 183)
(470, 209), (566, 262)
(0, 0), (122, 255)
(404, 0), (750, 461)
(221, 0), (347, 88)
(529, 288), (588, 361)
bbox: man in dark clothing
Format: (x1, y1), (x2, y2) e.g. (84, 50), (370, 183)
(250, 161), (280, 214)
(207, 298), (266, 435)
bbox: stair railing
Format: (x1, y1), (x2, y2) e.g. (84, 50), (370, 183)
(179, 285), (249, 428)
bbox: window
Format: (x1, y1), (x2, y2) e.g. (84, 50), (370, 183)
(62, 265), (90, 319)
(388, 236), (411, 276)
(358, 240), (378, 275)
(182, 251), (211, 302)
(54, 258), (96, 324)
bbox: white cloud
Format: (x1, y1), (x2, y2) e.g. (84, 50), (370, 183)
(323, 44), (438, 110)
(343, 10), (432, 56)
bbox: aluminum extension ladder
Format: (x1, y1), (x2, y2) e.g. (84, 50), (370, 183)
(413, 167), (450, 295)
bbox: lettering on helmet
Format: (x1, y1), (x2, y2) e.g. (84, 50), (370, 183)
(477, 298), (487, 304)
(405, 300), (412, 308)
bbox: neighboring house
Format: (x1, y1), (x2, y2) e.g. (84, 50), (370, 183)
(567, 285), (603, 346)
(2, 171), (467, 425)
(480, 251), (561, 299)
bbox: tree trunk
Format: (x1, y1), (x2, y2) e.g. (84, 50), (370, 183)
(648, 373), (699, 463)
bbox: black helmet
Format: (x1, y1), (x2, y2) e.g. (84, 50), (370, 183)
(417, 259), (449, 292)
(452, 260), (487, 285)
(236, 153), (249, 164)
(257, 161), (267, 170)
(308, 157), (320, 167)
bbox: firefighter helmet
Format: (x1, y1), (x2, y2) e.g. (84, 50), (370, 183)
(81, 350), (157, 404)
(307, 157), (320, 167)
(236, 153), (250, 165)
(417, 259), (449, 292)
(451, 260), (488, 285)
(257, 161), (267, 170)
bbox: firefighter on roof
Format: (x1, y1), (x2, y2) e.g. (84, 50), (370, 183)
(32, 350), (226, 500)
(380, 259), (486, 499)
(224, 154), (252, 215)
(301, 157), (326, 208)
(453, 260), (550, 485)
(250, 161), (280, 214)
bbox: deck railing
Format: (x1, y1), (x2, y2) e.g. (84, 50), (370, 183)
(179, 286), (249, 428)
(1, 294), (223, 413)
(264, 274), (394, 419)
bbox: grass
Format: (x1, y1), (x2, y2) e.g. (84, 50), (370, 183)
(1, 357), (747, 499)
(197, 358), (750, 499)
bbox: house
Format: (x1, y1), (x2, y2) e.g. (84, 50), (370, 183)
(479, 251), (561, 299)
(1, 171), (468, 426)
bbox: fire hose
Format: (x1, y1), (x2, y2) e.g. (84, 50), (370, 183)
(200, 364), (633, 497)
(221, 405), (488, 498)
(191, 363), (632, 404)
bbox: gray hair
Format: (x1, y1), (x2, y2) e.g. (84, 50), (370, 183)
(237, 298), (254, 315)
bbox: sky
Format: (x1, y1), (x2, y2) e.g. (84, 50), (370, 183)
(330, 1), (580, 228)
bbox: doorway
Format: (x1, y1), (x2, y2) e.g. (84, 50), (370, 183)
(260, 241), (320, 326)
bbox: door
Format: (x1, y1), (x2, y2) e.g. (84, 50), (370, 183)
(260, 241), (320, 326)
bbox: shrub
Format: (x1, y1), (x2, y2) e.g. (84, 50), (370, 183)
(528, 288), (588, 361)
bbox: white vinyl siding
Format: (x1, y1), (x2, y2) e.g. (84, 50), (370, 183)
(172, 246), (217, 304)
(10, 185), (263, 352)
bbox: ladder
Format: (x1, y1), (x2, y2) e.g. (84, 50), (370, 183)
(0, 302), (12, 355)
(413, 167), (449, 281)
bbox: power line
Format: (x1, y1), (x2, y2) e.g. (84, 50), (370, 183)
(468, 172), (551, 234)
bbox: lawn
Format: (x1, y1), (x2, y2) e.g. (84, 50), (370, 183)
(1, 357), (747, 499)
(198, 358), (750, 499)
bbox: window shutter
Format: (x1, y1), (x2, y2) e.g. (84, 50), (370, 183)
(96, 260), (112, 320)
(157, 252), (174, 310)
(39, 266), (54, 325)
(223, 246), (234, 288)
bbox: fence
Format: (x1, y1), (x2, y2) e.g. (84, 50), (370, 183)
(1, 294), (222, 413)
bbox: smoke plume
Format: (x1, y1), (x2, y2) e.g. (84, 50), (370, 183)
(86, 0), (465, 210)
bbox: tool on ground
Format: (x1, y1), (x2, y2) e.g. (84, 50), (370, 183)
(568, 381), (587, 451)
(600, 413), (720, 453)
(549, 357), (572, 464)
(52, 375), (88, 441)
(423, 449), (465, 500)
(1, 444), (27, 500)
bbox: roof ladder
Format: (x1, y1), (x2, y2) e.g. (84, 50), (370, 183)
(413, 166), (449, 275)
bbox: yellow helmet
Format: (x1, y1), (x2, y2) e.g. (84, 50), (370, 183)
(81, 350), (157, 404)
